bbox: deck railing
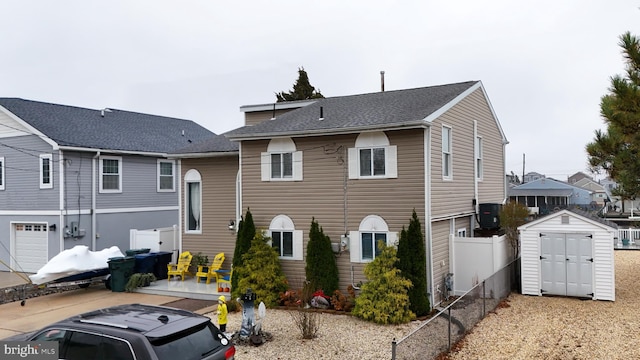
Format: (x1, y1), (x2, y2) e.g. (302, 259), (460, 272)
(616, 228), (640, 246)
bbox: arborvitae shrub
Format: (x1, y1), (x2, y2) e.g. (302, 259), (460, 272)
(231, 209), (255, 298)
(305, 218), (339, 296)
(397, 209), (430, 316)
(352, 241), (415, 324)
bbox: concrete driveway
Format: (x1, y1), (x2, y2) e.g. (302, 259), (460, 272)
(0, 286), (179, 339)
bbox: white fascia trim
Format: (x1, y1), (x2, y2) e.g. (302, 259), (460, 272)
(0, 105), (60, 150)
(423, 82), (482, 124)
(167, 151), (239, 159)
(59, 145), (167, 157)
(476, 81), (509, 144)
(239, 100), (317, 112)
(95, 206), (179, 214)
(431, 211), (477, 223)
(0, 210), (63, 216)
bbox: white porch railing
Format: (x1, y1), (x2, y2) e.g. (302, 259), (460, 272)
(616, 228), (640, 246)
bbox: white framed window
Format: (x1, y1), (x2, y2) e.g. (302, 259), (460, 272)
(269, 214), (303, 260)
(348, 132), (397, 179)
(185, 169), (202, 233)
(39, 154), (53, 189)
(442, 125), (452, 180)
(457, 228), (467, 237)
(261, 138), (303, 181)
(0, 157), (4, 190)
(350, 215), (397, 263)
(476, 136), (483, 180)
(157, 159), (175, 192)
(99, 156), (122, 193)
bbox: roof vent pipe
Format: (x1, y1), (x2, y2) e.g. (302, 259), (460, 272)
(380, 71), (385, 92)
(319, 106), (324, 121)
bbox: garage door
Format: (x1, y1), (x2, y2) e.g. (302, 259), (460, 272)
(540, 233), (593, 298)
(14, 223), (49, 273)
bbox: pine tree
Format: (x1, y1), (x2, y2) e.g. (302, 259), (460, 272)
(276, 67), (324, 102)
(352, 241), (415, 325)
(396, 210), (430, 317)
(305, 218), (339, 296)
(231, 209), (255, 297)
(236, 231), (289, 307)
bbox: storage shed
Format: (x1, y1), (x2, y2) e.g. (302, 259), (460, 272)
(519, 208), (616, 301)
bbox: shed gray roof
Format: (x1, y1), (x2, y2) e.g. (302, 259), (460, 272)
(226, 81), (480, 139)
(0, 98), (220, 154)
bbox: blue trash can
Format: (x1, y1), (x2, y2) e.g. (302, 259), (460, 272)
(154, 252), (173, 280)
(134, 253), (157, 274)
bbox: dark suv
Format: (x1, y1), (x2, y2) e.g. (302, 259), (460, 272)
(2, 303), (235, 360)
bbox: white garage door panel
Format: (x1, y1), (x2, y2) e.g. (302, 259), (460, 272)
(15, 224), (49, 273)
(541, 233), (593, 298)
(541, 234), (567, 295)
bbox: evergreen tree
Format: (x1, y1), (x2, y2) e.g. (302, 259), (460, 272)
(352, 241), (415, 325)
(231, 209), (255, 297)
(587, 32), (640, 199)
(236, 231), (289, 307)
(276, 67), (324, 102)
(396, 210), (430, 316)
(305, 218), (339, 296)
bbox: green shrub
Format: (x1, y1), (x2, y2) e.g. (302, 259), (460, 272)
(231, 209), (255, 298)
(352, 241), (415, 324)
(305, 218), (339, 296)
(235, 231), (289, 307)
(396, 209), (430, 316)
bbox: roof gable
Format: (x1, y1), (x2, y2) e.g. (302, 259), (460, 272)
(518, 208), (618, 231)
(226, 81), (487, 139)
(0, 98), (215, 154)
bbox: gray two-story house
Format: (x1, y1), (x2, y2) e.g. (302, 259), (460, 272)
(0, 98), (214, 273)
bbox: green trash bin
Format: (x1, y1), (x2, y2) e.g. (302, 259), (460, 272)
(108, 256), (136, 292)
(125, 248), (151, 256)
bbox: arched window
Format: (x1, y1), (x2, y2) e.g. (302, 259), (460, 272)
(261, 137), (303, 181)
(268, 214), (303, 260)
(185, 169), (202, 233)
(348, 132), (397, 179)
(349, 215), (397, 263)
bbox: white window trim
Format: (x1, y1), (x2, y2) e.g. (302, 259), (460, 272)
(261, 138), (303, 182)
(99, 155), (122, 193)
(476, 136), (483, 181)
(442, 125), (452, 180)
(0, 156), (5, 190)
(350, 215), (397, 263)
(269, 214), (303, 260)
(348, 132), (397, 179)
(39, 154), (53, 189)
(457, 228), (467, 237)
(157, 159), (176, 192)
(185, 169), (202, 234)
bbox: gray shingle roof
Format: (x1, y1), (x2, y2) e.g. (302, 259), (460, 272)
(0, 98), (222, 154)
(225, 81), (479, 139)
(172, 134), (239, 154)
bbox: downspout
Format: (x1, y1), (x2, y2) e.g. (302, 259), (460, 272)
(473, 120), (479, 216)
(58, 150), (65, 252)
(425, 126), (435, 307)
(177, 159), (183, 254)
(92, 151), (100, 251)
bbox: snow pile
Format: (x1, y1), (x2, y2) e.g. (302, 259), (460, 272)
(29, 245), (124, 285)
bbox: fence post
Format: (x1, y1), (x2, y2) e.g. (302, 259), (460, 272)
(482, 279), (486, 317)
(448, 307), (452, 350)
(391, 338), (396, 360)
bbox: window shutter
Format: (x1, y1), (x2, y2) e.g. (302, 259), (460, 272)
(386, 145), (397, 178)
(349, 230), (360, 262)
(348, 148), (358, 179)
(293, 151), (303, 181)
(387, 231), (398, 247)
(292, 230), (304, 260)
(261, 152), (270, 181)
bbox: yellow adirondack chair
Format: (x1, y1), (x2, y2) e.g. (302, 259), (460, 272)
(195, 252), (225, 284)
(215, 267), (232, 292)
(167, 251), (193, 281)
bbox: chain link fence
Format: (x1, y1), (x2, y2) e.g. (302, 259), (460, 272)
(391, 258), (520, 360)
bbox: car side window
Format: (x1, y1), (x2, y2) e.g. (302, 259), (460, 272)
(64, 331), (134, 360)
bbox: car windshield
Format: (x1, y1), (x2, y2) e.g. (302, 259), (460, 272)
(150, 322), (224, 360)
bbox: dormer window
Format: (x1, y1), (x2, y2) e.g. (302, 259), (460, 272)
(348, 132), (397, 179)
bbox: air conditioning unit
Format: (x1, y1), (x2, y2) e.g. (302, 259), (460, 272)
(479, 203), (500, 229)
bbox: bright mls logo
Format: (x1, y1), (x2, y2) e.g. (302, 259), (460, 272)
(1, 341), (57, 359)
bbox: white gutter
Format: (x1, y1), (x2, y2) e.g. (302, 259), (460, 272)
(92, 151), (100, 251)
(59, 145), (167, 158)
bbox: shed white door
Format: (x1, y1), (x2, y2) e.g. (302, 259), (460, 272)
(540, 233), (593, 298)
(14, 223), (49, 273)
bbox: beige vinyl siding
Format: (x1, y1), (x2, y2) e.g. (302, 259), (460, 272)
(431, 219), (451, 304)
(431, 88), (505, 218)
(181, 156), (238, 270)
(240, 130), (426, 291)
(244, 109), (300, 127)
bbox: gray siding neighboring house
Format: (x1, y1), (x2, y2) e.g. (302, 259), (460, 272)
(508, 177), (593, 215)
(0, 98), (215, 273)
(225, 80), (508, 306)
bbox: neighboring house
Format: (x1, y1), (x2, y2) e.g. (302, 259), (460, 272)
(0, 98), (215, 273)
(573, 178), (608, 207)
(169, 135), (239, 271)
(567, 171), (593, 185)
(508, 177), (593, 215)
(523, 171), (545, 183)
(224, 80), (508, 305)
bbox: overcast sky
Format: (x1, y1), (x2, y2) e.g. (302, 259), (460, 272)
(2, 1), (639, 181)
